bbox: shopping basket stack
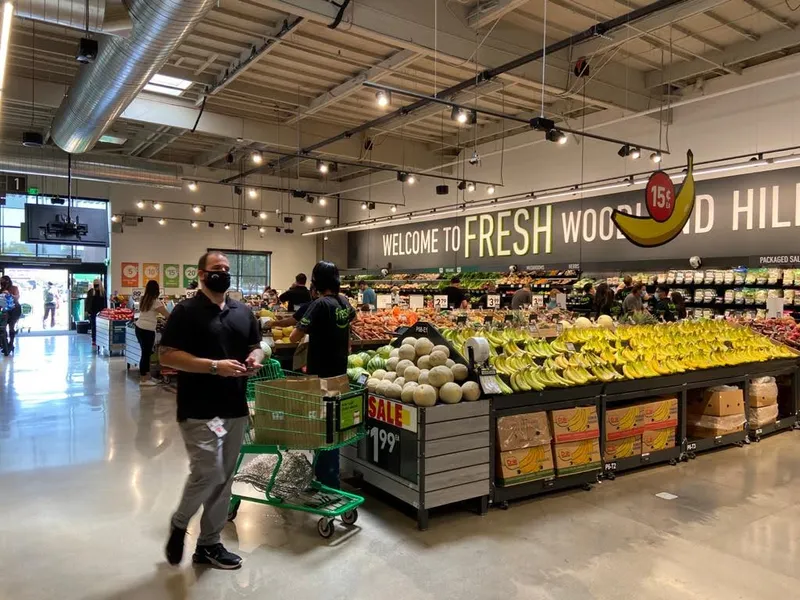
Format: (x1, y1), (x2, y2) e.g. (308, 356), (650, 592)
(229, 359), (366, 538)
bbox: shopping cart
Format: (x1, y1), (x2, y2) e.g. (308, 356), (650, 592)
(227, 359), (366, 538)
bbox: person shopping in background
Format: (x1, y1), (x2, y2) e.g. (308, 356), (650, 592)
(622, 282), (645, 316)
(546, 288), (561, 310)
(358, 280), (376, 309)
(279, 273), (312, 311)
(289, 261), (356, 488)
(511, 283), (532, 310)
(0, 276), (20, 353)
(135, 280), (171, 387)
(442, 276), (468, 309)
(42, 282), (57, 329)
(671, 291), (687, 320)
(0, 288), (11, 356)
(86, 279), (107, 346)
(160, 251), (264, 570)
(652, 285), (676, 322)
(592, 283), (615, 319)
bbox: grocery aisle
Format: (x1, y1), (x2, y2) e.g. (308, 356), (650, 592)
(1, 336), (800, 600)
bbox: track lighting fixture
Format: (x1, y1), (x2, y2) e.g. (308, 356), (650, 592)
(259, 211), (268, 220)
(251, 210), (259, 218)
(325, 217), (332, 225)
(300, 215), (306, 222)
(153, 202), (162, 210)
(618, 145), (641, 159)
(317, 160), (329, 174)
(467, 182), (476, 193)
(307, 216), (314, 224)
(451, 106), (476, 125)
(136, 200), (145, 209)
(651, 152), (662, 164)
(368, 202), (376, 210)
(208, 222), (215, 228)
(390, 205), (397, 213)
(111, 214), (120, 223)
(324, 235), (329, 241)
(251, 150), (262, 164)
(376, 90), (390, 107)
(224, 223), (231, 230)
(407, 174), (416, 184)
(487, 185), (496, 195)
(191, 221), (198, 228)
(546, 129), (567, 144)
(319, 196), (327, 206)
(248, 188), (258, 199)
(275, 227), (282, 233)
(192, 205), (204, 214)
(188, 181), (198, 192)
(361, 202), (367, 210)
(241, 224), (248, 231)
(259, 226), (266, 234)
(158, 218), (166, 225)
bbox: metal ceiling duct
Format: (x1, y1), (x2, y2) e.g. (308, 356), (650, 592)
(0, 145), (181, 188)
(50, 0), (217, 154)
(16, 0), (133, 36)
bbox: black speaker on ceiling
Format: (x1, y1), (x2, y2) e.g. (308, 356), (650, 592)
(23, 131), (43, 148)
(76, 38), (98, 64)
(436, 185), (449, 195)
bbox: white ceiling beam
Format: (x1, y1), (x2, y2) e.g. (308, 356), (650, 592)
(739, 0), (794, 30)
(645, 26), (800, 88)
(255, 0), (656, 113)
(193, 52), (220, 76)
(467, 0), (533, 28)
(285, 49), (421, 125)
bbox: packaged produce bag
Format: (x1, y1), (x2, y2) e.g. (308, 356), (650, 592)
(748, 377), (778, 408)
(687, 413), (745, 438)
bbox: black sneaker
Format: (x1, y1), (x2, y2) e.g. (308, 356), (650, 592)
(192, 543), (242, 570)
(165, 525), (186, 566)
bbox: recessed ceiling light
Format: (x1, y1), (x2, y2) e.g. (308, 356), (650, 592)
(259, 212), (267, 219)
(390, 205), (397, 213)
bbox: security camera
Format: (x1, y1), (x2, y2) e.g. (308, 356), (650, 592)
(380, 268), (389, 277)
(509, 265), (518, 273)
(468, 150), (480, 166)
(689, 256), (702, 269)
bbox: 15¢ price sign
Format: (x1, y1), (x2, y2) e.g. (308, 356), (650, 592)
(359, 394), (418, 483)
(646, 171), (675, 222)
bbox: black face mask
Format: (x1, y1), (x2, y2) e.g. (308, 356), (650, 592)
(94, 285), (100, 290)
(204, 271), (231, 293)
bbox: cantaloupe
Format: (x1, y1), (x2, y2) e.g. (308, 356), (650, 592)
(389, 348), (400, 359)
(400, 383), (417, 403)
(395, 359), (414, 378)
(402, 336), (417, 347)
(366, 378), (380, 392)
(415, 337), (434, 357)
(428, 350), (448, 367)
(428, 365), (454, 387)
(431, 344), (450, 358)
(597, 314), (615, 329)
(438, 382), (463, 404)
(418, 369), (430, 385)
(445, 358), (455, 368)
(451, 363), (469, 382)
(413, 384), (437, 407)
(395, 377), (405, 388)
(403, 365), (420, 382)
(574, 316), (593, 329)
(385, 383), (402, 399)
(383, 372), (397, 383)
(397, 345), (416, 361)
(372, 369), (387, 380)
(386, 357), (399, 372)
(417, 355), (431, 370)
(461, 381), (481, 401)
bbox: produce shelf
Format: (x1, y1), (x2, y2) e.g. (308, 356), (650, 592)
(748, 416), (799, 442)
(493, 384), (602, 412)
(602, 446), (682, 479)
(492, 469), (600, 505)
(685, 430), (747, 457)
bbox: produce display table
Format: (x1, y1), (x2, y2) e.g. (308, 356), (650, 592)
(96, 316), (128, 357)
(341, 398), (491, 530)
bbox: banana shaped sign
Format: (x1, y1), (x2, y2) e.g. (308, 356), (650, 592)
(612, 150), (695, 247)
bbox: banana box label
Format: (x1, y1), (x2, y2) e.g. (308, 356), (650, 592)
(549, 406), (599, 443)
(497, 445), (555, 486)
(603, 435), (642, 461)
(641, 427), (676, 453)
(612, 149), (696, 248)
(553, 439), (601, 476)
(640, 396), (678, 431)
(605, 405), (644, 440)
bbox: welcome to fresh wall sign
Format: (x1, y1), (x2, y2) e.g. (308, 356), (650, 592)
(348, 163), (800, 271)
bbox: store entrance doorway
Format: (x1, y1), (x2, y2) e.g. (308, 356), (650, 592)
(2, 268), (70, 333)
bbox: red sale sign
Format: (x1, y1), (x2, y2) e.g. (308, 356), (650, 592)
(367, 395), (417, 433)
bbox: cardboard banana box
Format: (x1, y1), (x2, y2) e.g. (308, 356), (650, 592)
(605, 405), (644, 440)
(553, 438), (601, 476)
(549, 406), (599, 443)
(497, 445), (555, 486)
(603, 435), (642, 461)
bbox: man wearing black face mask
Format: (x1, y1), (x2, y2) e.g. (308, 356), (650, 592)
(159, 251), (264, 570)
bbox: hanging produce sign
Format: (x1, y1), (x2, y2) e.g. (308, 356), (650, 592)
(121, 262), (139, 287)
(183, 264), (198, 288)
(142, 263), (160, 284)
(163, 264), (180, 288)
(348, 151), (800, 270)
(612, 150), (696, 247)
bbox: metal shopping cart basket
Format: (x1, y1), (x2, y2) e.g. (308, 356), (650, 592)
(227, 359), (366, 538)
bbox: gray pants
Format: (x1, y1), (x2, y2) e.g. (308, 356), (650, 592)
(171, 416), (248, 546)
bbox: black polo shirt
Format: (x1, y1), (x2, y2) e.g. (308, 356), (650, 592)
(297, 294), (355, 378)
(279, 285), (312, 311)
(160, 291), (261, 421)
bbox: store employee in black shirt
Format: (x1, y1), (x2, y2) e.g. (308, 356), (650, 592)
(159, 251), (264, 570)
(279, 273), (312, 311)
(289, 261), (355, 487)
(442, 276), (468, 309)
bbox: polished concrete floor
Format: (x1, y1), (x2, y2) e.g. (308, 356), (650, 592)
(2, 335), (800, 599)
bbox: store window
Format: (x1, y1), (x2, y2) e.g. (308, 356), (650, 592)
(209, 249), (271, 295)
(0, 194), (109, 261)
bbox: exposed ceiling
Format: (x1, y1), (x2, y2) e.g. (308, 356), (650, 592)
(4, 0), (800, 188)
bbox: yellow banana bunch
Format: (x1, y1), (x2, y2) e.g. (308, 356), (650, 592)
(570, 440), (594, 465)
(652, 402), (671, 422)
(567, 408), (590, 432)
(618, 407), (638, 430)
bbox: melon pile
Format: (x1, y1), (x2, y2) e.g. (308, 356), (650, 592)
(361, 336), (481, 407)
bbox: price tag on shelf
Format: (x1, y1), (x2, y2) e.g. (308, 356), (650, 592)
(376, 294), (392, 309)
(531, 295), (544, 308)
(504, 313), (514, 323)
(456, 314), (468, 324)
(409, 295), (424, 309)
(433, 295), (449, 309)
(483, 315), (493, 324)
(566, 342), (576, 352)
(487, 294), (501, 309)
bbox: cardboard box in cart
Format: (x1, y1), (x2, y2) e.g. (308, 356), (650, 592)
(252, 375), (361, 448)
(689, 388), (744, 417)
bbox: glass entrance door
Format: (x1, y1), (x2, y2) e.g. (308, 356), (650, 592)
(2, 268), (70, 333)
(70, 273), (105, 328)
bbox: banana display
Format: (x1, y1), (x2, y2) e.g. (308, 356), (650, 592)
(442, 320), (796, 395)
